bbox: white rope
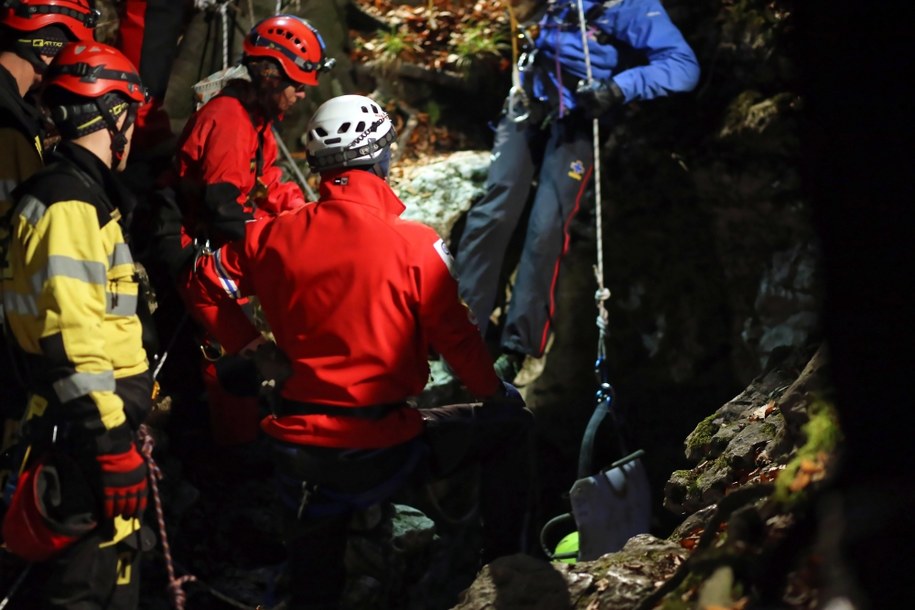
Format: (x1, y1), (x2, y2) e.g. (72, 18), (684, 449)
(219, 2), (229, 71)
(574, 0), (611, 352)
(503, 0), (529, 123)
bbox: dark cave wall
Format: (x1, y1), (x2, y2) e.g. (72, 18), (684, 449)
(522, 0), (818, 535)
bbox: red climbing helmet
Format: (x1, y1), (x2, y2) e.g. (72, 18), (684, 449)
(46, 41), (147, 103)
(44, 42), (147, 164)
(1, 0), (98, 42)
(242, 14), (332, 86)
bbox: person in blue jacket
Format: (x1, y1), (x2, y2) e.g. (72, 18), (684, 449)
(455, 0), (700, 381)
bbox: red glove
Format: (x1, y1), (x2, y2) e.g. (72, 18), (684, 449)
(95, 444), (148, 519)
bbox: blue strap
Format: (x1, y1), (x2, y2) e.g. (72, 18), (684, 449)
(277, 439), (427, 519)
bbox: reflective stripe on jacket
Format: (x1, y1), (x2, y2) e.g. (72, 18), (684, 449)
(2, 143), (149, 434)
(181, 169), (501, 449)
(527, 0), (700, 112)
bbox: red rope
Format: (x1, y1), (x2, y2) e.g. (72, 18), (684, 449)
(138, 425), (197, 610)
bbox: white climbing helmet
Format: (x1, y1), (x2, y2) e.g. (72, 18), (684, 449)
(305, 94), (396, 171)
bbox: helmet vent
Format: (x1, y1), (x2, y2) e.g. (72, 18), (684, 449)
(325, 137), (342, 145)
(356, 121), (366, 132)
(314, 127), (328, 137)
(337, 122), (351, 134)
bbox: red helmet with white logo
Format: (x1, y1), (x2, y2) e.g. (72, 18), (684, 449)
(46, 41), (147, 103)
(242, 14), (331, 86)
(1, 0), (98, 41)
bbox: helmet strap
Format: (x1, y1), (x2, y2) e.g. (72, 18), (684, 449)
(97, 96), (137, 169)
(12, 38), (49, 75)
(372, 147), (391, 179)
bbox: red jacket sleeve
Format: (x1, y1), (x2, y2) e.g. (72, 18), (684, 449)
(414, 233), (501, 397)
(177, 98), (257, 207)
(178, 237), (261, 354)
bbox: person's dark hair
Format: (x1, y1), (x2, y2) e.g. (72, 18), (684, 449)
(223, 58), (290, 119)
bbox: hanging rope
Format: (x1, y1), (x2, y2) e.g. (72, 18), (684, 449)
(219, 2), (230, 71)
(138, 425), (197, 610)
(573, 0), (611, 359)
(502, 0), (529, 122)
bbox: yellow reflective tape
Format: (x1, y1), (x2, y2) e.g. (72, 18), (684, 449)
(25, 393), (48, 420)
(115, 553), (132, 585)
(99, 517), (140, 548)
(76, 115), (103, 131)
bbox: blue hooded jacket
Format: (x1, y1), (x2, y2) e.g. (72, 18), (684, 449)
(524, 0), (700, 115)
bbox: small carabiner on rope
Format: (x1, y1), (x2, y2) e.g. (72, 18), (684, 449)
(594, 353), (613, 388)
(508, 85), (530, 123)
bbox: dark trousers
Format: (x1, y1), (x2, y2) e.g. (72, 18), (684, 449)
(455, 108), (595, 357)
(22, 525), (147, 610)
(271, 402), (535, 609)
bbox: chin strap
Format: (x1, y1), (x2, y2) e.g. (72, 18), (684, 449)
(98, 98), (138, 169)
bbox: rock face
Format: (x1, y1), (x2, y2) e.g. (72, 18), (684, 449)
(454, 535), (689, 610)
(456, 344), (837, 610)
(396, 150), (491, 239)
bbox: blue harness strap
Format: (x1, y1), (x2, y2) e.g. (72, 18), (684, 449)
(276, 439), (427, 519)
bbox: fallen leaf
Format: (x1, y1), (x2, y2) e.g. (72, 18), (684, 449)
(799, 458), (823, 474)
(789, 470), (811, 492)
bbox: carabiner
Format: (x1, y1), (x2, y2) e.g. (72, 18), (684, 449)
(508, 85), (530, 124)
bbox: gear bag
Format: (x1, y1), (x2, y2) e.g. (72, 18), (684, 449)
(2, 451), (98, 562)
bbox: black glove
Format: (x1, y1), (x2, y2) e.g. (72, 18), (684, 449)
(150, 186), (195, 277)
(203, 182), (251, 244)
(214, 353), (261, 397)
(253, 341), (293, 391)
(216, 340), (292, 398)
(575, 79), (624, 118)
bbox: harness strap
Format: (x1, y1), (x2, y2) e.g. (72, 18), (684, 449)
(276, 439), (427, 519)
(276, 399), (406, 421)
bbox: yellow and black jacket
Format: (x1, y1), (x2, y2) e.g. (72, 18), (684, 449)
(1, 65), (45, 424)
(2, 141), (151, 446)
(0, 64), (44, 282)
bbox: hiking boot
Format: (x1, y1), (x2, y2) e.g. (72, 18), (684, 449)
(494, 352), (526, 383)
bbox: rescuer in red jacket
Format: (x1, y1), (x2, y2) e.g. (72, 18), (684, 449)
(152, 14), (332, 447)
(175, 94), (535, 608)
(171, 13), (333, 247)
